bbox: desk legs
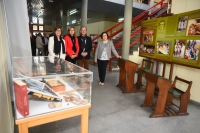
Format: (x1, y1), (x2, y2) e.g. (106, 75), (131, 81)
(136, 75), (143, 86)
(81, 108), (89, 133)
(150, 78), (171, 118)
(141, 80), (156, 107)
(117, 69), (126, 88)
(18, 123), (28, 133)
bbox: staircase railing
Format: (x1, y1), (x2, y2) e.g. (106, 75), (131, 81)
(92, 0), (168, 71)
(92, 0), (165, 43)
(108, 3), (167, 71)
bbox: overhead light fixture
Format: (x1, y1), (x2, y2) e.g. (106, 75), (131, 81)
(69, 9), (77, 15)
(49, 0), (53, 2)
(72, 20), (76, 24)
(118, 18), (124, 22)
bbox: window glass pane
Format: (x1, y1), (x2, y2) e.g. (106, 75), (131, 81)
(39, 26), (43, 31)
(39, 18), (44, 24)
(33, 25), (38, 30)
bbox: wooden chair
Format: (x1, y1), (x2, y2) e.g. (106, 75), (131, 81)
(166, 76), (192, 115)
(134, 59), (154, 91)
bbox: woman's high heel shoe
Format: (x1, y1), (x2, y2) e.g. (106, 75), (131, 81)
(100, 83), (104, 86)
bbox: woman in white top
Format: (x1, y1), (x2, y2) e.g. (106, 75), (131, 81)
(94, 32), (121, 86)
(48, 26), (66, 60)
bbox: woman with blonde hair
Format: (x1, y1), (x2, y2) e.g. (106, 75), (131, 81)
(64, 27), (79, 64)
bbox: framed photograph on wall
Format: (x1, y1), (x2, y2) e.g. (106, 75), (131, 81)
(177, 16), (188, 32)
(173, 40), (186, 58)
(139, 44), (154, 54)
(186, 18), (200, 36)
(142, 30), (154, 44)
(156, 41), (171, 55)
(184, 40), (200, 60)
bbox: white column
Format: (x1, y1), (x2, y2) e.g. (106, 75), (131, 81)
(81, 0), (88, 27)
(148, 0), (155, 16)
(0, 0), (32, 132)
(3, 0), (31, 57)
(122, 0), (133, 60)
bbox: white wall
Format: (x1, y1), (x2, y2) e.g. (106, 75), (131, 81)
(0, 1), (14, 132)
(73, 21), (118, 39)
(171, 0), (200, 14)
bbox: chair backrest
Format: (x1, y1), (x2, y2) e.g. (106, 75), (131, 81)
(171, 76), (193, 93)
(140, 59), (154, 72)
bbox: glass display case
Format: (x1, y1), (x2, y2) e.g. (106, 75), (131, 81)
(12, 56), (93, 120)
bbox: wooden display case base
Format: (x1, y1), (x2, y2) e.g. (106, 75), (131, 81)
(16, 104), (91, 133)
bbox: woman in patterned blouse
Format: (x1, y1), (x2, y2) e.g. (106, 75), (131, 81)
(94, 32), (121, 86)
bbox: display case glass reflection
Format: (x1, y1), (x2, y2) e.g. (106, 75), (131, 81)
(12, 56), (93, 119)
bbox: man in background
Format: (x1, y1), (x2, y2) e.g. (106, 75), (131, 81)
(43, 33), (49, 56)
(36, 33), (45, 56)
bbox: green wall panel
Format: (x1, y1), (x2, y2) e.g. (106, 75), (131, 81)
(139, 9), (200, 68)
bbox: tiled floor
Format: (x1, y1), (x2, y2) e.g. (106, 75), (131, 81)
(15, 65), (200, 133)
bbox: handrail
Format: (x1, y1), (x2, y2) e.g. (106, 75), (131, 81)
(107, 4), (167, 71)
(92, 0), (165, 43)
(133, 0), (165, 21)
(109, 38), (140, 71)
(91, 21), (124, 42)
(114, 29), (141, 49)
(92, 0), (168, 71)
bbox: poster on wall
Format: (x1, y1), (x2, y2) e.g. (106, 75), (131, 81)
(156, 41), (171, 55)
(158, 20), (165, 32)
(186, 18), (200, 36)
(177, 16), (188, 32)
(173, 40), (186, 58)
(142, 30), (154, 44)
(157, 18), (168, 38)
(139, 44), (154, 54)
(184, 40), (200, 60)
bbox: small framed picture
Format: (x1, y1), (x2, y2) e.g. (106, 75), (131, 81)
(177, 16), (188, 32)
(142, 30), (154, 44)
(184, 40), (200, 60)
(186, 18), (200, 36)
(173, 40), (186, 58)
(139, 44), (154, 54)
(156, 41), (171, 55)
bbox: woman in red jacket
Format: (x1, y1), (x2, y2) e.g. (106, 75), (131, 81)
(64, 27), (79, 64)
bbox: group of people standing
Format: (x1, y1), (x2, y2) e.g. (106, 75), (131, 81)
(30, 26), (121, 85)
(48, 26), (93, 71)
